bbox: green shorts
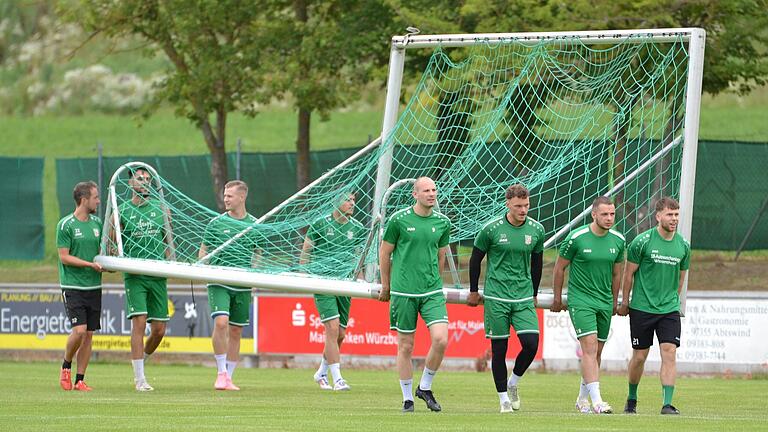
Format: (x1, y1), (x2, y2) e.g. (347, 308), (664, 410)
(568, 305), (612, 341)
(484, 299), (540, 339)
(389, 292), (448, 334)
(124, 276), (168, 322)
(313, 294), (351, 328)
(208, 284), (252, 327)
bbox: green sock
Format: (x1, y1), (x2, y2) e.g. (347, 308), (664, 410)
(662, 385), (675, 405)
(628, 383), (639, 400)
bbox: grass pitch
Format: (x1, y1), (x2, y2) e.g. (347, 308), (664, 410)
(1, 361), (765, 431)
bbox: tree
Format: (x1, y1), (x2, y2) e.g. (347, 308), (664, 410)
(257, 1), (398, 188)
(66, 0), (271, 209)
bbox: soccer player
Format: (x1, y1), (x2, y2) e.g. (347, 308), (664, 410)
(618, 197), (690, 415)
(467, 184), (544, 413)
(551, 196), (625, 414)
(119, 167), (170, 391)
(378, 176), (451, 413)
(57, 181), (105, 391)
(199, 180), (259, 391)
(300, 192), (366, 391)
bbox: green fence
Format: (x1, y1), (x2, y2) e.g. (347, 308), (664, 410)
(0, 157), (44, 259)
(55, 140), (768, 251)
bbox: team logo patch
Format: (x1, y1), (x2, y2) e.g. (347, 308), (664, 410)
(93, 228), (100, 237)
(432, 227), (436, 232)
(525, 235), (532, 245)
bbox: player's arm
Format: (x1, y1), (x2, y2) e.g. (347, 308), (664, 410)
(612, 262), (623, 315)
(678, 270), (688, 296)
(618, 261), (638, 316)
(58, 248), (104, 272)
(378, 240), (395, 302)
(438, 245), (448, 274)
(299, 236), (314, 266)
(530, 251), (543, 307)
(467, 247), (486, 307)
(551, 256), (570, 312)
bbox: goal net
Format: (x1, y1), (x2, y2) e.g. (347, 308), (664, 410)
(96, 29), (705, 307)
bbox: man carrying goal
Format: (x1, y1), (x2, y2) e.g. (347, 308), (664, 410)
(618, 197), (690, 415)
(379, 176), (451, 413)
(552, 196), (625, 414)
(199, 180), (260, 391)
(300, 192), (366, 391)
(467, 184), (544, 413)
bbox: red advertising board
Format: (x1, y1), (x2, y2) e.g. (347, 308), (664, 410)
(257, 296), (543, 359)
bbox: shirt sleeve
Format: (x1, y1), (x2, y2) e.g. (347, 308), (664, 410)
(627, 237), (644, 264)
(533, 227), (544, 254)
(614, 239), (626, 263)
(306, 220), (321, 244)
(382, 217), (399, 245)
(558, 232), (577, 260)
(202, 220), (216, 248)
(473, 227), (489, 253)
(56, 220), (71, 249)
(680, 241), (691, 271)
(438, 219), (451, 248)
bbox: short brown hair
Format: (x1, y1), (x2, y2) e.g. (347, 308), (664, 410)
(225, 180), (248, 195)
(505, 184), (529, 199)
(655, 196), (680, 213)
(73, 181), (98, 205)
(591, 196), (614, 210)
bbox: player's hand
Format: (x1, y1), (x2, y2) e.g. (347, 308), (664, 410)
(91, 262), (104, 272)
(378, 287), (390, 302)
(617, 304), (629, 316)
(466, 292), (481, 307)
(550, 297), (563, 312)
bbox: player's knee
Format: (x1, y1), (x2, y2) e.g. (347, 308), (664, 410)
(71, 325), (87, 337)
(432, 334), (448, 351)
(660, 343), (676, 360)
(151, 324), (166, 339)
(324, 320), (340, 336)
(398, 339), (414, 355)
(519, 333), (539, 353)
(632, 348), (650, 362)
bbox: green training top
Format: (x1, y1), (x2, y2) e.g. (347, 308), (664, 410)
(474, 215), (545, 302)
(119, 198), (167, 280)
(306, 214), (366, 278)
(628, 227), (690, 314)
(56, 213), (103, 290)
(203, 212), (260, 292)
(382, 207), (451, 297)
(559, 224), (625, 309)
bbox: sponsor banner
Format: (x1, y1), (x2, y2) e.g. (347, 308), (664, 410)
(256, 296), (543, 359)
(0, 290), (253, 353)
(543, 299), (768, 364)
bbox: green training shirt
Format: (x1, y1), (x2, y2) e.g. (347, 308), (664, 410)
(203, 212), (260, 292)
(559, 224), (625, 309)
(119, 199), (167, 280)
(56, 213), (103, 290)
(474, 215), (545, 302)
(382, 207), (451, 297)
(306, 214), (366, 277)
(628, 227), (690, 314)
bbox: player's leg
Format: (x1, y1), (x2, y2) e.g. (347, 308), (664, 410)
(589, 307), (613, 413)
(313, 294), (337, 389)
(224, 289), (250, 390)
(209, 286), (231, 389)
(144, 278), (169, 356)
(60, 290), (87, 390)
(416, 293), (448, 412)
(657, 312), (681, 414)
(569, 307), (598, 412)
(484, 299), (513, 412)
(390, 295), (417, 412)
(126, 278), (152, 390)
(330, 296), (351, 390)
(508, 303), (540, 411)
(74, 290), (101, 391)
(625, 308), (655, 413)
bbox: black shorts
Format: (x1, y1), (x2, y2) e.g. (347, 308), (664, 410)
(62, 290), (102, 331)
(629, 308), (680, 349)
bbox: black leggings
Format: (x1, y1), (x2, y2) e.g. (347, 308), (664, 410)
(491, 333), (539, 392)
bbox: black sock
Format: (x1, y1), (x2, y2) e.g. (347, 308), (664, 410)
(491, 338), (509, 393)
(62, 360), (72, 370)
(512, 333), (539, 377)
(76, 373), (85, 383)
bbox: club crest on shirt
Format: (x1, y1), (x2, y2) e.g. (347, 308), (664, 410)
(347, 231), (354, 239)
(525, 234), (532, 245)
(93, 228), (100, 237)
(432, 227), (436, 232)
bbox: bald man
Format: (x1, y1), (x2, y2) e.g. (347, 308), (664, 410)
(379, 177), (452, 413)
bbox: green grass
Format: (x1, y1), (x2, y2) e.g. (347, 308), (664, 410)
(0, 361), (765, 431)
